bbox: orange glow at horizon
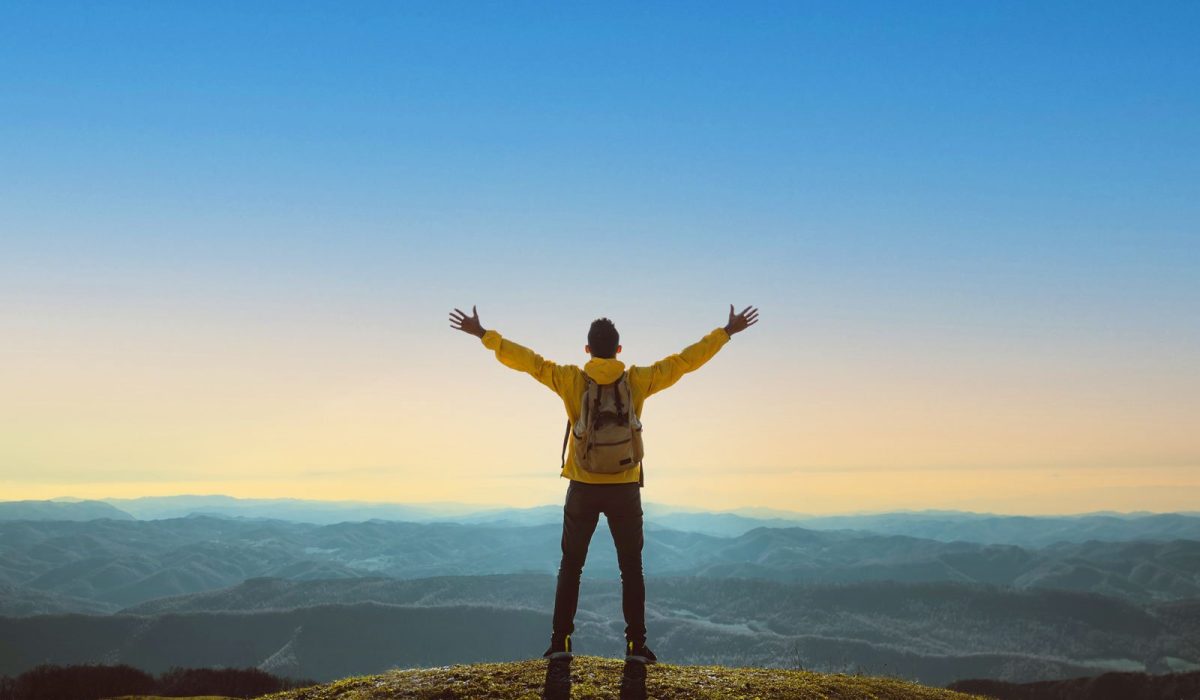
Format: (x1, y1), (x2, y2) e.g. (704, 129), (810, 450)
(3, 297), (1197, 515)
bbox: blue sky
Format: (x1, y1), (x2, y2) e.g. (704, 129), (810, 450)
(2, 2), (1198, 512)
(4, 2), (1197, 302)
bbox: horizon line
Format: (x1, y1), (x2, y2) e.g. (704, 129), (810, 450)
(18, 494), (1199, 519)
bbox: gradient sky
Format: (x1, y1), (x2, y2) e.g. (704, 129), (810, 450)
(2, 2), (1198, 514)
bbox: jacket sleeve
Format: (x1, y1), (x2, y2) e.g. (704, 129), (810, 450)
(631, 327), (731, 398)
(480, 330), (576, 397)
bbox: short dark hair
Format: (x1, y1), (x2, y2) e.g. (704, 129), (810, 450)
(588, 317), (619, 358)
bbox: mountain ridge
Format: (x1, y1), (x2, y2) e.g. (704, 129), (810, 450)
(4, 516), (1198, 613)
(5, 578), (1197, 685)
(9, 497), (1200, 545)
(0, 499), (135, 522)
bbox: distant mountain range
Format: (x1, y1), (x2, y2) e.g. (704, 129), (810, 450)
(0, 499), (135, 522)
(4, 576), (1197, 685)
(0, 602), (545, 682)
(9, 496), (1200, 546)
(2, 515), (1198, 614)
(0, 582), (117, 615)
(3, 496), (1198, 687)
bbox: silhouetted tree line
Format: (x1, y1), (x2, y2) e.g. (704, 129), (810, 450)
(0, 663), (316, 700)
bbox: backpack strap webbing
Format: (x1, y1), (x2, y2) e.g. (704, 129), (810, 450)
(613, 372), (625, 418)
(593, 378), (603, 419)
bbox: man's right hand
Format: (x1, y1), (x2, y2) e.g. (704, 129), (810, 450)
(449, 305), (487, 338)
(724, 304), (759, 336)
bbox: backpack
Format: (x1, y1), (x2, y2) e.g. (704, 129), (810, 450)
(560, 371), (644, 480)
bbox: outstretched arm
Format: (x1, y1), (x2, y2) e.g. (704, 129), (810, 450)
(636, 304), (759, 398)
(449, 305), (573, 395)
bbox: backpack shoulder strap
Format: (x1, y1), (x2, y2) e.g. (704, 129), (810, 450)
(612, 371), (626, 417)
(618, 372), (644, 487)
(591, 375), (604, 422)
(566, 378), (594, 468)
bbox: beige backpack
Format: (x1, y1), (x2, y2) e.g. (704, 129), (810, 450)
(560, 371), (644, 478)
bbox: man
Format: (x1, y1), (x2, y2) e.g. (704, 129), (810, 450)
(448, 304), (759, 664)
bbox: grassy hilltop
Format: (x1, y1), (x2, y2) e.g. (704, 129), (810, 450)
(252, 656), (985, 700)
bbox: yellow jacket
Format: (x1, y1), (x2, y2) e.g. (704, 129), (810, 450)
(480, 326), (731, 484)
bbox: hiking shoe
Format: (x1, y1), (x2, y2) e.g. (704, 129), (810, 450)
(543, 633), (573, 660)
(625, 640), (657, 664)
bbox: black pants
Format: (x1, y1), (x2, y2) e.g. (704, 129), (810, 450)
(551, 479), (646, 645)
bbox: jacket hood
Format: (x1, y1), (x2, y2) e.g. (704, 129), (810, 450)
(583, 357), (626, 384)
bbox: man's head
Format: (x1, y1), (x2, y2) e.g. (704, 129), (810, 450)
(585, 317), (621, 358)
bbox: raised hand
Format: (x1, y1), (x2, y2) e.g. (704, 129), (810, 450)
(449, 305), (487, 338)
(724, 304), (759, 336)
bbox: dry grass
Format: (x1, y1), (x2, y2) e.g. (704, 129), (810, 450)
(252, 655), (988, 700)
